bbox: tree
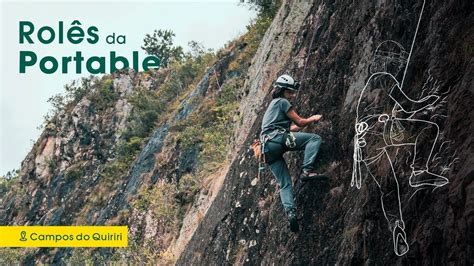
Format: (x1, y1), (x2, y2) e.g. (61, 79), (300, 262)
(187, 41), (206, 59)
(240, 0), (281, 18)
(142, 30), (184, 68)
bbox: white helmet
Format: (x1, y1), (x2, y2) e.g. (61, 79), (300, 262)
(274, 74), (300, 91)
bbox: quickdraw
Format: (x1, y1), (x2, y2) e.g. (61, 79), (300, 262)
(258, 135), (270, 179)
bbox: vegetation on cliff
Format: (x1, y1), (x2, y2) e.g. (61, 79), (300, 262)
(0, 2), (278, 264)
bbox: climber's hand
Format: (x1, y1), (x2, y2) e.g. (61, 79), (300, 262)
(290, 124), (303, 132)
(310, 115), (322, 123)
(420, 95), (439, 106)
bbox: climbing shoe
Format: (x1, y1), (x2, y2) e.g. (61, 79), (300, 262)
(300, 169), (329, 182)
(287, 209), (299, 232)
(409, 170), (448, 188)
(392, 220), (409, 256)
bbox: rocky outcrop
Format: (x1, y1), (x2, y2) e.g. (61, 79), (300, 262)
(178, 0), (473, 264)
(232, 0), (313, 154)
(0, 26), (259, 262)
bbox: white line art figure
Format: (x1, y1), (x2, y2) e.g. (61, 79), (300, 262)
(351, 0), (450, 256)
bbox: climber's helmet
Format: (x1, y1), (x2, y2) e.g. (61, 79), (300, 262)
(371, 40), (409, 76)
(274, 74), (300, 91)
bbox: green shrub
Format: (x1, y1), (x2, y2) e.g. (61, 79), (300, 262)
(0, 248), (27, 264)
(64, 164), (83, 181)
(88, 78), (119, 112)
(132, 183), (178, 226)
(123, 88), (163, 139)
(117, 136), (143, 159)
(0, 170), (19, 197)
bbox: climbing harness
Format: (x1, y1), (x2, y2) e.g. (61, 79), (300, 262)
(284, 131), (297, 149)
(352, 122), (368, 189)
(253, 127), (297, 179)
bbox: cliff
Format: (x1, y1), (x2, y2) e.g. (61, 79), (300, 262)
(178, 0), (473, 264)
(0, 22), (266, 262)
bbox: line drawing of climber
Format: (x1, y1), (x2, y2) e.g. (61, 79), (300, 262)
(351, 0), (449, 256)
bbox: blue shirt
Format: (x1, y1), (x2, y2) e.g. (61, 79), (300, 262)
(261, 98), (292, 135)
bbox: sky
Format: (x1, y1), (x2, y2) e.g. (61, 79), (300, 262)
(0, 0), (257, 175)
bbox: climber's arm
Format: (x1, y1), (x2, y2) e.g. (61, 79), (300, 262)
(287, 108), (321, 127)
(389, 84), (438, 113)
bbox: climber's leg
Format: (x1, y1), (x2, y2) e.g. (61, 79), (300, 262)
(391, 118), (448, 187)
(290, 132), (322, 171)
(268, 157), (294, 212)
(365, 149), (409, 256)
(265, 135), (298, 231)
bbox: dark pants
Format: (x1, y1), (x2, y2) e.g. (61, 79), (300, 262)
(264, 132), (322, 212)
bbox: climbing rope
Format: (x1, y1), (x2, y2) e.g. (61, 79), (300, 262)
(297, 9), (319, 99)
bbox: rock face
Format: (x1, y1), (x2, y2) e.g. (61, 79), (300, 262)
(2, 72), (134, 226)
(232, 0), (313, 154)
(178, 0), (473, 264)
(0, 27), (257, 263)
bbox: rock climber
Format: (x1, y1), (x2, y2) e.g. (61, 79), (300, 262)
(260, 74), (327, 232)
(352, 40), (448, 256)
